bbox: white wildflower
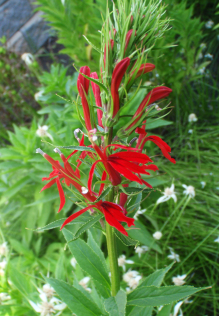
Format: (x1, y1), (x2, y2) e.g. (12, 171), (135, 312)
(118, 255), (134, 272)
(153, 231), (162, 240)
(0, 242), (8, 257)
(167, 248), (180, 262)
(200, 181), (206, 188)
(157, 184), (177, 204)
(134, 208), (146, 220)
(172, 274), (187, 286)
(123, 270), (140, 283)
(70, 257), (77, 268)
(92, 135), (98, 141)
(182, 184), (195, 198)
(36, 125), (53, 141)
(29, 294), (66, 316)
(21, 53), (34, 66)
(34, 90), (44, 102)
(79, 277), (91, 293)
(214, 236), (219, 243)
(197, 67), (205, 75)
(205, 20), (214, 29)
(188, 113), (198, 122)
(188, 129), (193, 134)
(81, 187), (88, 194)
(128, 275), (142, 289)
(61, 0), (65, 5)
(145, 81), (152, 86)
(173, 300), (184, 316)
(0, 258), (7, 270)
(200, 43), (206, 49)
(204, 53), (213, 60)
(39, 284), (56, 300)
(0, 293), (11, 303)
(135, 246), (149, 258)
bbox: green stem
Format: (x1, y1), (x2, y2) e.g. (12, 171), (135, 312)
(106, 222), (120, 296)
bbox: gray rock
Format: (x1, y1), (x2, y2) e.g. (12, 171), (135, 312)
(21, 11), (50, 53)
(6, 30), (30, 53)
(0, 0), (33, 39)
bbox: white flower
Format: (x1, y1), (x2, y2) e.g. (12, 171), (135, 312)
(38, 284), (56, 299)
(0, 258), (7, 269)
(0, 293), (11, 303)
(157, 184), (177, 204)
(36, 125), (53, 141)
(92, 135), (98, 141)
(70, 257), (77, 268)
(173, 300), (184, 316)
(172, 274), (187, 286)
(81, 187), (88, 194)
(182, 184), (195, 198)
(134, 208), (146, 220)
(200, 43), (206, 49)
(214, 236), (219, 243)
(205, 20), (214, 29)
(35, 90), (44, 102)
(21, 53), (34, 66)
(0, 242), (8, 257)
(167, 248), (180, 262)
(29, 294), (66, 316)
(200, 181), (206, 188)
(153, 231), (162, 240)
(188, 129), (193, 134)
(118, 255), (134, 271)
(79, 277), (91, 293)
(145, 81), (152, 86)
(188, 113), (198, 122)
(123, 270), (140, 283)
(127, 275), (142, 289)
(197, 67), (205, 75)
(135, 246), (149, 258)
(61, 0), (65, 5)
(205, 53), (213, 60)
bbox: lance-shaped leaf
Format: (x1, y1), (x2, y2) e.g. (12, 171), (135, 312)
(105, 290), (127, 316)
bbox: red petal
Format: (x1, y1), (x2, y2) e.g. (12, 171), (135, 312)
(56, 178), (65, 213)
(141, 179), (153, 188)
(88, 160), (102, 194)
(109, 160), (142, 184)
(143, 164), (159, 171)
(104, 144), (139, 155)
(102, 202), (135, 227)
(109, 151), (152, 163)
(99, 171), (107, 196)
(60, 205), (94, 230)
(143, 137), (176, 164)
(102, 209), (128, 236)
(109, 157), (150, 175)
(40, 178), (56, 192)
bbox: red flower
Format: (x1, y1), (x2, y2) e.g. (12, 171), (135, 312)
(126, 86), (172, 131)
(111, 57), (130, 117)
(60, 200), (135, 236)
(90, 72), (103, 128)
(128, 63), (155, 84)
(88, 143), (157, 192)
(77, 66), (92, 131)
(124, 29), (136, 54)
(136, 127), (176, 164)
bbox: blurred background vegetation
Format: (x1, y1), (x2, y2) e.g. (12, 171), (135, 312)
(0, 0), (218, 315)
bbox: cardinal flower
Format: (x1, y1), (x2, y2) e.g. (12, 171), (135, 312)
(60, 200), (135, 236)
(90, 72), (103, 127)
(111, 58), (130, 117)
(124, 29), (136, 54)
(128, 63), (155, 86)
(77, 66), (92, 131)
(126, 86), (172, 131)
(88, 143), (158, 191)
(136, 126), (176, 164)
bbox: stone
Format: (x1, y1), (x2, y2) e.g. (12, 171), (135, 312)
(21, 11), (50, 53)
(6, 30), (30, 53)
(0, 0), (33, 39)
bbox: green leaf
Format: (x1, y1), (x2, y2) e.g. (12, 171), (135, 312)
(9, 266), (34, 299)
(119, 186), (154, 196)
(146, 119), (173, 130)
(46, 278), (103, 316)
(67, 214), (103, 242)
(115, 230), (138, 246)
(0, 176), (31, 204)
(58, 145), (95, 152)
(62, 235), (111, 292)
(128, 221), (162, 253)
(127, 285), (205, 307)
(127, 263), (174, 315)
(93, 186), (112, 203)
(105, 290), (127, 316)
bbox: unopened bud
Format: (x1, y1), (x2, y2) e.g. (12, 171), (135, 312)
(54, 148), (62, 155)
